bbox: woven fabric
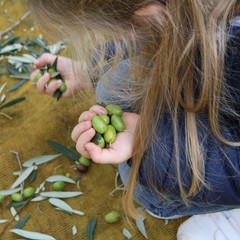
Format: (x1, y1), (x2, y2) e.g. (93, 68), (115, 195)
(0, 1), (186, 239)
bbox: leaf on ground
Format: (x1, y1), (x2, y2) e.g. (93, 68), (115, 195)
(0, 188), (21, 196)
(10, 228), (56, 240)
(12, 213), (31, 229)
(45, 175), (76, 184)
(40, 191), (83, 199)
(22, 154), (62, 167)
(47, 140), (79, 161)
(48, 198), (73, 213)
(10, 166), (35, 189)
(87, 217), (97, 240)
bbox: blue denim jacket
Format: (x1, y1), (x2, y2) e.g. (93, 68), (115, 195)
(96, 19), (240, 217)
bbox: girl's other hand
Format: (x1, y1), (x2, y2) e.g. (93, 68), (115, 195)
(30, 53), (92, 97)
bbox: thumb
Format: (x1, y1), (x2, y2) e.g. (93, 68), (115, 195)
(85, 142), (113, 164)
(36, 53), (57, 67)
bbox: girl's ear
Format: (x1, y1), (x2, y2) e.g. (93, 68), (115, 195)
(134, 3), (163, 17)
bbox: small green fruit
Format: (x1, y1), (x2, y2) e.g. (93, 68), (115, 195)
(111, 114), (126, 132)
(47, 68), (56, 74)
(53, 181), (65, 191)
(0, 195), (5, 203)
(92, 115), (108, 134)
(103, 125), (116, 143)
(91, 132), (105, 148)
(105, 104), (123, 117)
(100, 114), (110, 125)
(23, 187), (35, 198)
(11, 193), (23, 202)
(104, 210), (121, 223)
(79, 156), (92, 167)
(33, 72), (43, 83)
(59, 81), (67, 92)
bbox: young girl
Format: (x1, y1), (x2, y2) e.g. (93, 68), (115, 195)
(28, 0), (240, 238)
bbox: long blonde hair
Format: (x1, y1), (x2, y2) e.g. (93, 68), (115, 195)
(27, 0), (240, 218)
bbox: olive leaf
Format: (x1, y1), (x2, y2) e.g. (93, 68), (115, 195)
(10, 166), (35, 189)
(47, 140), (80, 161)
(9, 73), (31, 79)
(22, 154), (62, 168)
(1, 36), (20, 48)
(10, 207), (19, 221)
(7, 200), (28, 208)
(136, 211), (148, 239)
(0, 188), (21, 196)
(40, 191), (83, 199)
(0, 96), (26, 110)
(10, 229), (56, 240)
(87, 217), (97, 240)
(45, 175), (76, 184)
(8, 79), (27, 92)
(31, 196), (47, 202)
(122, 228), (132, 239)
(0, 220), (9, 223)
(7, 55), (35, 64)
(12, 213), (30, 229)
(72, 225), (77, 236)
(0, 43), (22, 54)
(48, 198), (73, 213)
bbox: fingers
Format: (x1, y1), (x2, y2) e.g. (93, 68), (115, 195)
(35, 53), (57, 68)
(71, 120), (92, 142)
(75, 127), (95, 159)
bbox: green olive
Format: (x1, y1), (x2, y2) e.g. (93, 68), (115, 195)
(23, 187), (36, 198)
(92, 115), (108, 134)
(0, 195), (5, 203)
(91, 132), (106, 148)
(100, 114), (110, 125)
(11, 193), (23, 202)
(47, 68), (56, 74)
(111, 114), (126, 132)
(79, 156), (92, 167)
(105, 104), (123, 117)
(53, 181), (65, 191)
(103, 125), (116, 143)
(33, 72), (43, 83)
(59, 81), (67, 92)
(104, 210), (121, 223)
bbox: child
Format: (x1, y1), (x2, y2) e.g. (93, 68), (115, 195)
(28, 1), (240, 238)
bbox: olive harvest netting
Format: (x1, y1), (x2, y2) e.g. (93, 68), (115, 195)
(0, 1), (188, 239)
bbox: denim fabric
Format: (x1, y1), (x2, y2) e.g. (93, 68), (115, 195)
(119, 162), (239, 218)
(95, 20), (240, 218)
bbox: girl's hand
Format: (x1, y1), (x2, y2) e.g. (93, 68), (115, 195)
(71, 105), (139, 164)
(30, 53), (92, 97)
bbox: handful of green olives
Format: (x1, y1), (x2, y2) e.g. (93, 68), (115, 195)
(33, 57), (66, 100)
(91, 104), (126, 147)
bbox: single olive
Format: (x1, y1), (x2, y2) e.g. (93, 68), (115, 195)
(92, 115), (108, 134)
(0, 195), (5, 203)
(59, 81), (67, 92)
(91, 132), (105, 148)
(65, 173), (71, 178)
(105, 104), (123, 117)
(104, 210), (121, 223)
(100, 114), (110, 125)
(103, 125), (116, 143)
(33, 72), (43, 83)
(79, 156), (92, 167)
(23, 187), (36, 198)
(76, 164), (89, 173)
(111, 114), (126, 132)
(47, 68), (56, 74)
(11, 193), (23, 202)
(53, 181), (65, 191)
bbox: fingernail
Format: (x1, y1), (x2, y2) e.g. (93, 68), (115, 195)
(57, 80), (62, 86)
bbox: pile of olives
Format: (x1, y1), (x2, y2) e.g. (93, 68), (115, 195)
(33, 57), (66, 100)
(76, 104), (126, 173)
(91, 104), (126, 147)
